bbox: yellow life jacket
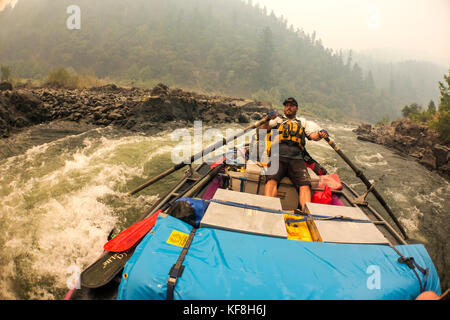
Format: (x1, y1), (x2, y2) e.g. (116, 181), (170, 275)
(266, 117), (306, 156)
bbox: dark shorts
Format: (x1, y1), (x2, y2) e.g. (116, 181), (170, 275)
(266, 157), (311, 188)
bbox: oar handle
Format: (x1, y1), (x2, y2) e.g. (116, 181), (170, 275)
(324, 137), (408, 239)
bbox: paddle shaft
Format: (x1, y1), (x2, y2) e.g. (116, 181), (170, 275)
(325, 137), (408, 240)
(129, 115), (271, 195)
(140, 160), (226, 219)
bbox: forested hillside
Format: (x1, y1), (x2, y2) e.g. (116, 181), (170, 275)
(0, 0), (445, 122)
(350, 50), (446, 108)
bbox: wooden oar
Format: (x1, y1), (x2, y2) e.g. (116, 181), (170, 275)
(324, 137), (409, 240)
(128, 113), (273, 195)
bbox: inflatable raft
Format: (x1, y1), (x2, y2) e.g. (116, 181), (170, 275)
(70, 157), (441, 300)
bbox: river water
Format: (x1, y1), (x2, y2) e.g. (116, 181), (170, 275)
(0, 119), (448, 299)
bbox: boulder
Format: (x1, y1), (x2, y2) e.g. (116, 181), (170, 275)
(216, 112), (228, 121)
(237, 113), (250, 123)
(432, 144), (449, 168)
(233, 99), (255, 108)
(352, 118), (449, 179)
(353, 123), (372, 135)
(0, 117), (9, 137)
(5, 90), (51, 126)
(357, 135), (376, 143)
(419, 150), (437, 170)
(107, 111), (124, 121)
(408, 147), (426, 159)
(250, 112), (263, 120)
(150, 83), (169, 96)
(0, 81), (13, 91)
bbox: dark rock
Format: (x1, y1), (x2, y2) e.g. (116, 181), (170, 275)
(353, 123), (372, 135)
(419, 151), (437, 170)
(238, 113), (250, 123)
(125, 119), (136, 129)
(95, 118), (111, 126)
(354, 119), (449, 178)
(1, 84), (271, 139)
(150, 83), (169, 96)
(107, 111), (123, 121)
(13, 116), (30, 128)
(408, 147), (426, 159)
(91, 83), (120, 92)
(432, 144), (449, 168)
(0, 90), (50, 130)
(216, 112), (227, 122)
(357, 135), (376, 143)
(0, 118), (9, 137)
(250, 112), (263, 120)
(0, 81), (13, 91)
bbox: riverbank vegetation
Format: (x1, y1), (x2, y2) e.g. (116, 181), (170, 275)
(400, 70), (449, 143)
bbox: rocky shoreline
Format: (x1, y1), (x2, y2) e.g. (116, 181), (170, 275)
(0, 82), (271, 138)
(353, 119), (450, 179)
(3, 81), (449, 180)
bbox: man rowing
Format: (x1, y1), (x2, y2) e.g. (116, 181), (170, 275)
(262, 97), (329, 210)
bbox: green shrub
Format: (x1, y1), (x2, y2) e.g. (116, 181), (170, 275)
(430, 110), (450, 143)
(435, 70), (450, 143)
(401, 103), (422, 118)
(410, 110), (434, 123)
(376, 114), (391, 126)
(1, 65), (12, 81)
(45, 68), (79, 89)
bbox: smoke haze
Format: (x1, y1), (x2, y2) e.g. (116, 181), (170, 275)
(0, 0), (18, 11)
(257, 0), (450, 67)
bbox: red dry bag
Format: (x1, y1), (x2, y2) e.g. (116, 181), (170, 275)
(312, 185), (332, 205)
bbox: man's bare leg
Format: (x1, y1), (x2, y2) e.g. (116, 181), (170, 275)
(265, 179), (278, 197)
(299, 185), (311, 211)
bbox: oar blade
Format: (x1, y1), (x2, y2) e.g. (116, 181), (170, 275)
(104, 210), (161, 253)
(209, 156), (226, 169)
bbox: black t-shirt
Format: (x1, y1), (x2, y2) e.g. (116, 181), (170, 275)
(278, 143), (303, 159)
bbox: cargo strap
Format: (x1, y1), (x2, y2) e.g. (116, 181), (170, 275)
(389, 244), (429, 293)
(208, 199), (372, 224)
(285, 215), (372, 224)
(166, 228), (197, 300)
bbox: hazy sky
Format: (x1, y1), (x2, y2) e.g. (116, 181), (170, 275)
(1, 0), (448, 66)
(256, 0), (450, 66)
(0, 0), (17, 11)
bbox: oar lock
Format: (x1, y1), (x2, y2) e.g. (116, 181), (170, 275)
(352, 184), (375, 206)
(184, 164), (194, 177)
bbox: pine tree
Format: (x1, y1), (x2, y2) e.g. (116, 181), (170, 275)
(427, 100), (436, 114)
(346, 50), (353, 70)
(435, 70), (450, 142)
(366, 70), (375, 91)
(438, 70), (450, 113)
(255, 26), (275, 90)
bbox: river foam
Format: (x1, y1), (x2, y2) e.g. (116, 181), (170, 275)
(0, 127), (173, 299)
